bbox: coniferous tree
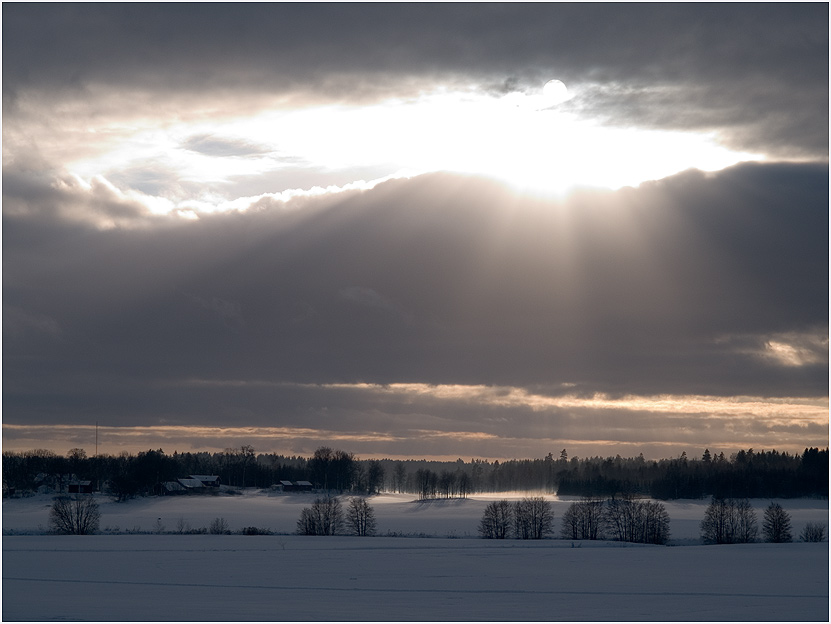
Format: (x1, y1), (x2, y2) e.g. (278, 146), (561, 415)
(762, 502), (793, 543)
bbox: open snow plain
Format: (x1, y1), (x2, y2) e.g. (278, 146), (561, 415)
(3, 492), (828, 621)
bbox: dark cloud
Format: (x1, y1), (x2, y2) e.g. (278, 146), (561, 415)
(3, 164), (827, 440)
(3, 4), (827, 157)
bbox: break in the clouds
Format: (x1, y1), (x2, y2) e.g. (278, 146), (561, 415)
(2, 4), (827, 459)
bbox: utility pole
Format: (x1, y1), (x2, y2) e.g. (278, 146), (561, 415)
(95, 422), (99, 492)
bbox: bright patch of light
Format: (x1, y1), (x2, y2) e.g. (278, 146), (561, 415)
(542, 79), (571, 106)
(62, 85), (765, 215)
(765, 339), (827, 367)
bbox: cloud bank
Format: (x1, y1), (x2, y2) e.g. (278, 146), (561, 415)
(4, 4), (827, 159)
(4, 164), (827, 457)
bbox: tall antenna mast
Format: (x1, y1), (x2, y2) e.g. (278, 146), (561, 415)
(95, 421), (98, 457)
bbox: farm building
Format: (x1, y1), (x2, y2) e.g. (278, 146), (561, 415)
(162, 481), (188, 494)
(161, 475), (222, 494)
(68, 481), (93, 494)
(189, 475), (221, 487)
(274, 480), (314, 492)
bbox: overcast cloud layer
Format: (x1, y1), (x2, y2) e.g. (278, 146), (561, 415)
(3, 4), (828, 459)
(4, 3), (827, 159)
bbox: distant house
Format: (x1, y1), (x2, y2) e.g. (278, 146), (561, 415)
(160, 475), (222, 495)
(189, 475), (221, 487)
(68, 480), (93, 494)
(177, 478), (207, 490)
(162, 481), (187, 494)
(273, 480), (314, 493)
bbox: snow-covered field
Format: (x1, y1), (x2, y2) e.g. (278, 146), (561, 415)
(3, 492), (828, 621)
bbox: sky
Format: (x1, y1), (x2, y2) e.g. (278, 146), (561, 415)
(3, 3), (828, 461)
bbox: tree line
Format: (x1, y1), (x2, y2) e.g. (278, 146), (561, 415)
(4, 445), (827, 501)
(552, 448), (828, 499)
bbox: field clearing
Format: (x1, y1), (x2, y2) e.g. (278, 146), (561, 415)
(3, 492), (828, 621)
(3, 536), (828, 621)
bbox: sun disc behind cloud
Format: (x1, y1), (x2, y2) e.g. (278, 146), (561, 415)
(542, 79), (570, 107)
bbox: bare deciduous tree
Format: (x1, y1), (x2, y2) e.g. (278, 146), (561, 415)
(560, 498), (604, 540)
(456, 471), (471, 499)
(438, 471), (456, 499)
(800, 522), (826, 542)
(347, 497), (377, 536)
(479, 500), (513, 539)
(640, 501), (671, 545)
(513, 497), (554, 539)
(209, 517), (230, 534)
(297, 496), (344, 535)
(701, 497), (732, 544)
(393, 462), (406, 493)
(603, 495), (670, 545)
(700, 497), (758, 544)
(762, 502), (792, 543)
(733, 498), (758, 544)
(366, 460), (385, 495)
(49, 495), (100, 535)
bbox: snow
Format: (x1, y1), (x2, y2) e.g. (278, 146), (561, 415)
(3, 492), (828, 621)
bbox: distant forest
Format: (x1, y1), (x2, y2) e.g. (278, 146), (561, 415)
(3, 446), (827, 501)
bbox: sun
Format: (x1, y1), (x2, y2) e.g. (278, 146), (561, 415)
(542, 79), (570, 107)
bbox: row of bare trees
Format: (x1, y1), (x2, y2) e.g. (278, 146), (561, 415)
(556, 496), (671, 544)
(296, 497), (377, 536)
(44, 492), (828, 543)
(559, 496), (826, 545)
(479, 497), (555, 539)
(414, 468), (472, 500)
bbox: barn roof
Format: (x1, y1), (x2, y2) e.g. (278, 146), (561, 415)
(189, 475), (220, 481)
(279, 480), (294, 486)
(296, 480), (313, 486)
(178, 478), (205, 489)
